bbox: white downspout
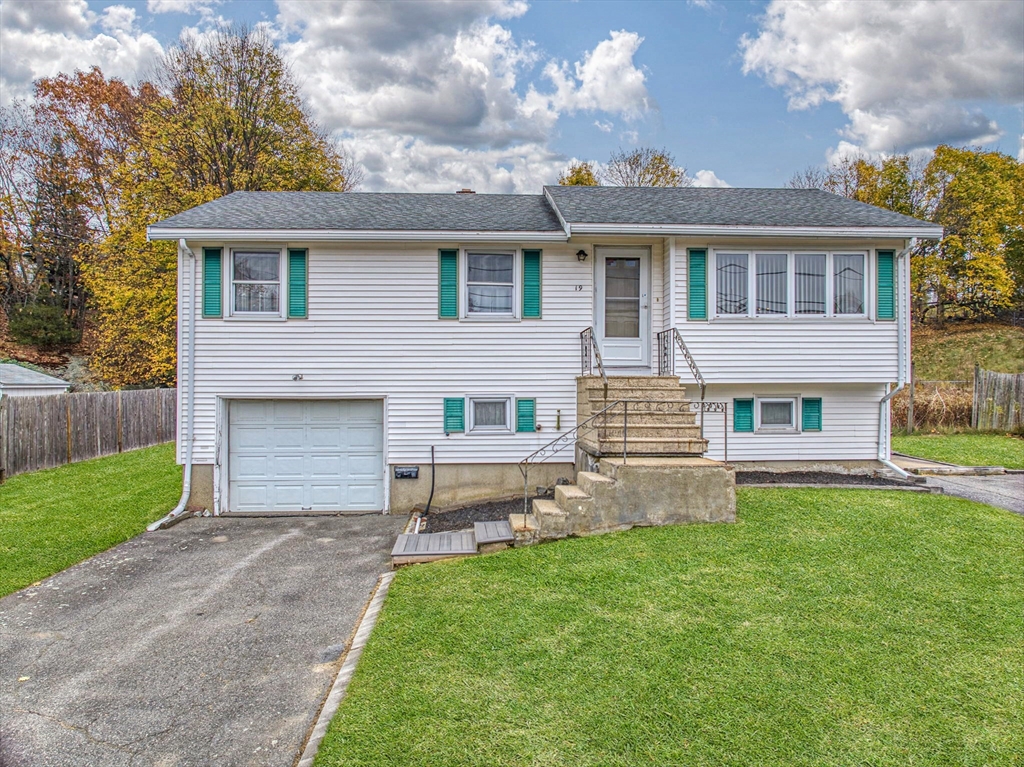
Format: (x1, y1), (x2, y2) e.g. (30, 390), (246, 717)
(878, 238), (916, 479)
(148, 239), (197, 531)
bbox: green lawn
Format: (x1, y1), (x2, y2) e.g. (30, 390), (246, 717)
(0, 443), (181, 597)
(893, 433), (1024, 468)
(317, 489), (1023, 767)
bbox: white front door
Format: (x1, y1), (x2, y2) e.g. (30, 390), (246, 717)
(228, 399), (384, 512)
(595, 246), (650, 368)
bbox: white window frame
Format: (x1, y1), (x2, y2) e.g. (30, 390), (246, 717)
(755, 396), (799, 433)
(467, 395), (514, 434)
(710, 250), (871, 320)
(229, 248), (285, 318)
(462, 249), (521, 320)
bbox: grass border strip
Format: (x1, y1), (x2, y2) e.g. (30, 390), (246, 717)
(296, 570), (396, 767)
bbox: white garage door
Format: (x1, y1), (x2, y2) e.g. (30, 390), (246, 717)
(228, 400), (384, 512)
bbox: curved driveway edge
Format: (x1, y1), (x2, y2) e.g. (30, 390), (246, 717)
(0, 514), (406, 767)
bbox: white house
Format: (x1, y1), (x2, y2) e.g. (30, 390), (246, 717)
(0, 363), (70, 399)
(147, 186), (941, 517)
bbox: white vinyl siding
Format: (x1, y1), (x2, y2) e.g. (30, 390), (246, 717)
(699, 384), (886, 461)
(178, 242), (596, 476)
(673, 238), (903, 383)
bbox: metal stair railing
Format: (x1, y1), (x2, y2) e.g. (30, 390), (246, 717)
(518, 397), (708, 516)
(658, 328), (706, 399)
(580, 326), (608, 386)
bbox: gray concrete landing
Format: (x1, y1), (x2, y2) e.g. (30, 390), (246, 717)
(0, 514), (405, 767)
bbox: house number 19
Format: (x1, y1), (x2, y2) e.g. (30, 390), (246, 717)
(575, 285), (584, 291)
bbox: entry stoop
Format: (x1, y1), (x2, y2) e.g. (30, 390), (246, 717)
(530, 456), (736, 542)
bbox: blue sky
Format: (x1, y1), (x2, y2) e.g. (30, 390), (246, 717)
(2, 0), (1021, 192)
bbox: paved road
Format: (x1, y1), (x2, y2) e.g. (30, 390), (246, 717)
(0, 514), (405, 767)
(926, 473), (1024, 515)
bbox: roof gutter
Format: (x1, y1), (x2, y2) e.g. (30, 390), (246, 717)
(146, 228), (568, 243)
(148, 239), (197, 531)
(567, 223), (944, 239)
(877, 238), (916, 479)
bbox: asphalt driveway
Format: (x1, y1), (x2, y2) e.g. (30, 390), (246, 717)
(926, 473), (1024, 515)
(0, 513), (406, 767)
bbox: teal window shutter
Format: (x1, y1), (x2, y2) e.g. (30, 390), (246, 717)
(287, 249), (307, 318)
(802, 397), (822, 431)
(516, 398), (536, 432)
(443, 398), (464, 433)
(877, 250), (895, 320)
(439, 249), (458, 318)
(202, 248), (222, 318)
(522, 250), (542, 318)
(688, 249), (707, 320)
(733, 398), (754, 432)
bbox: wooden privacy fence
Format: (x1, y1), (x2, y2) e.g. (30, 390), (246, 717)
(972, 366), (1024, 432)
(0, 388), (177, 481)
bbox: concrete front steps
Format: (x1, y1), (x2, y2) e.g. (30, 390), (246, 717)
(512, 457), (736, 545)
(391, 520), (514, 566)
(576, 375), (708, 456)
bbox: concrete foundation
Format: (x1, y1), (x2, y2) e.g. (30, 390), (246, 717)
(185, 462), (573, 515)
(389, 462), (573, 513)
(186, 464), (214, 511)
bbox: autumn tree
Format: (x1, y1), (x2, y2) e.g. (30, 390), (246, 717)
(604, 147), (691, 187)
(915, 146), (1021, 323)
(558, 160), (599, 186)
(85, 25), (359, 386)
(789, 148), (1022, 323)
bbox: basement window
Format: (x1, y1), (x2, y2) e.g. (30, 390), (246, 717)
(468, 396), (513, 433)
(756, 397), (797, 432)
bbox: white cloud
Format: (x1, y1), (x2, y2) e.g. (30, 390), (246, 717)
(277, 2), (653, 189)
(0, 0), (163, 103)
(147, 0), (219, 13)
(353, 131), (564, 193)
(741, 0), (1024, 153)
(691, 169), (730, 188)
(594, 119), (613, 132)
(543, 30), (651, 118)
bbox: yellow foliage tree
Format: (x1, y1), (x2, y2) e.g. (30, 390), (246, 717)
(85, 26), (358, 387)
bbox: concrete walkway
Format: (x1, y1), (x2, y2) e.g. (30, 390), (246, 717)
(925, 474), (1024, 515)
(0, 514), (406, 767)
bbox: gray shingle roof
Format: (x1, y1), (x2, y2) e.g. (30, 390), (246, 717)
(0, 363), (69, 388)
(542, 186), (936, 229)
(153, 192), (565, 232)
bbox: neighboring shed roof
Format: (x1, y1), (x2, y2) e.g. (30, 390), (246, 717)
(152, 192), (565, 232)
(0, 363), (69, 388)
(542, 186), (937, 230)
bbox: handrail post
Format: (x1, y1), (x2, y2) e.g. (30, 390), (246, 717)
(622, 401), (628, 464)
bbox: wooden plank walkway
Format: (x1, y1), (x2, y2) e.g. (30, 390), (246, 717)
(474, 520), (513, 545)
(391, 531), (478, 565)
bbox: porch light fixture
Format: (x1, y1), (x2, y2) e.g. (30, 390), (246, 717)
(576, 249), (588, 262)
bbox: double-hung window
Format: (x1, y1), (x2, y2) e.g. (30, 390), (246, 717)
(232, 250), (282, 315)
(466, 252), (515, 316)
(713, 251), (868, 318)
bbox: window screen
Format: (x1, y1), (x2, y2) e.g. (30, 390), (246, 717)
(795, 254), (826, 314)
(233, 252), (280, 313)
(467, 253), (514, 314)
(716, 253), (748, 315)
(834, 254), (865, 314)
(756, 253), (788, 315)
